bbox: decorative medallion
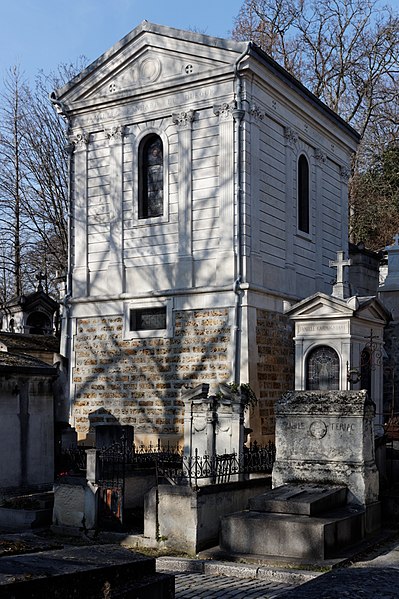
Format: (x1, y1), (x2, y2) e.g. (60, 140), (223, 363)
(139, 58), (161, 83)
(309, 419), (328, 439)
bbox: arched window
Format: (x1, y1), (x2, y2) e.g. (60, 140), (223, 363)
(306, 345), (340, 390)
(138, 134), (164, 219)
(298, 154), (309, 233)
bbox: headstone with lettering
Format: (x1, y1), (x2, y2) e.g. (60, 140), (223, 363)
(272, 389), (379, 506)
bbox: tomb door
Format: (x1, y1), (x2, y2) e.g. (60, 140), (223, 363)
(306, 345), (340, 390)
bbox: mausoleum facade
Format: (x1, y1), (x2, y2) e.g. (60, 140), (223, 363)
(53, 22), (359, 444)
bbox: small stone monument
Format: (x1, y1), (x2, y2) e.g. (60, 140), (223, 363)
(220, 390), (381, 560)
(272, 390), (379, 507)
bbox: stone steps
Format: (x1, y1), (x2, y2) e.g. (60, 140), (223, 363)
(248, 484), (347, 516)
(220, 483), (375, 561)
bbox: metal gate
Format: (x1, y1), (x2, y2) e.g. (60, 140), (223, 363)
(98, 441), (126, 530)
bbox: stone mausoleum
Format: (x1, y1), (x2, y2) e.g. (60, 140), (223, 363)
(52, 21), (360, 445)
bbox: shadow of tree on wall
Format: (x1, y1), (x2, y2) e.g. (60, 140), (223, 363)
(71, 108), (235, 445)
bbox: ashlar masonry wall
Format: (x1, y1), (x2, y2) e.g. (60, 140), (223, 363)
(72, 308), (232, 443)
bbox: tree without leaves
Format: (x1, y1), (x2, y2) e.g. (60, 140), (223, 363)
(233, 0), (399, 140)
(233, 0), (399, 248)
(0, 60), (86, 307)
(0, 66), (28, 299)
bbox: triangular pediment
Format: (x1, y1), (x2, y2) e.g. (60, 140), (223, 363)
(54, 22), (246, 108)
(287, 292), (391, 325)
(286, 293), (354, 320)
(355, 297), (391, 325)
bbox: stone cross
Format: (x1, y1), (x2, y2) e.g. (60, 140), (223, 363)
(36, 271), (45, 291)
(329, 250), (351, 299)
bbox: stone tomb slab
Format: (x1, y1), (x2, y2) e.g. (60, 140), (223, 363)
(249, 484), (347, 516)
(220, 505), (365, 560)
(0, 544), (174, 598)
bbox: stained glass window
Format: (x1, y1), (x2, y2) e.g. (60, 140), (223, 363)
(298, 154), (309, 233)
(139, 134), (164, 219)
(306, 346), (340, 390)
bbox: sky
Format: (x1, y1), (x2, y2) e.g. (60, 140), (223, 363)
(1, 0), (244, 83)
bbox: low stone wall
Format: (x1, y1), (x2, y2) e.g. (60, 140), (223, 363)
(144, 477), (271, 554)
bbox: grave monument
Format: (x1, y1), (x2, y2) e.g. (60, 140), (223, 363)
(220, 389), (380, 560)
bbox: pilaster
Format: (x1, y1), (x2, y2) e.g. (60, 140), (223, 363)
(70, 131), (90, 297)
(172, 110), (195, 288)
(340, 164), (351, 253)
(284, 127), (298, 288)
(105, 124), (125, 293)
(214, 103), (235, 279)
(314, 147), (326, 286)
(249, 105), (263, 264)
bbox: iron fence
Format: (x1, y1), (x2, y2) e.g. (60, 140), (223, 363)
(57, 438), (276, 487)
(156, 441), (276, 487)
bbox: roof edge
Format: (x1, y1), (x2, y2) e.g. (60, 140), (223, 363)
(248, 43), (360, 143)
(53, 21), (247, 101)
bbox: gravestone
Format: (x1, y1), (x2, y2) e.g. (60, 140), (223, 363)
(220, 390), (381, 560)
(273, 390), (379, 507)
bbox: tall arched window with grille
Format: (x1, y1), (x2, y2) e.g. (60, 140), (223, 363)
(306, 345), (340, 390)
(138, 134), (164, 219)
(298, 154), (309, 233)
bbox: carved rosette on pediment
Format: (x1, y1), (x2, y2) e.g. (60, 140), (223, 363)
(340, 165), (352, 182)
(284, 126), (298, 148)
(314, 147), (327, 164)
(104, 124), (126, 144)
(249, 104), (265, 121)
(213, 102), (235, 121)
(171, 110), (195, 129)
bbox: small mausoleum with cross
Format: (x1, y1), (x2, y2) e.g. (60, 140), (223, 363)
(0, 274), (59, 336)
(287, 250), (390, 426)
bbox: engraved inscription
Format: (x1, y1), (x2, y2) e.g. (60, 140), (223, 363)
(330, 422), (355, 432)
(281, 418), (356, 435)
(281, 420), (306, 430)
(297, 323), (348, 334)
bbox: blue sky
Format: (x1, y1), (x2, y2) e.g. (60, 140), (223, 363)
(1, 0), (244, 83)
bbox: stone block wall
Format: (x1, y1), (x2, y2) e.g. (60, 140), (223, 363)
(256, 309), (294, 437)
(72, 308), (232, 442)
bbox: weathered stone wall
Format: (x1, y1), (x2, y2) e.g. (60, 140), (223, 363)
(256, 309), (294, 437)
(72, 308), (231, 442)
